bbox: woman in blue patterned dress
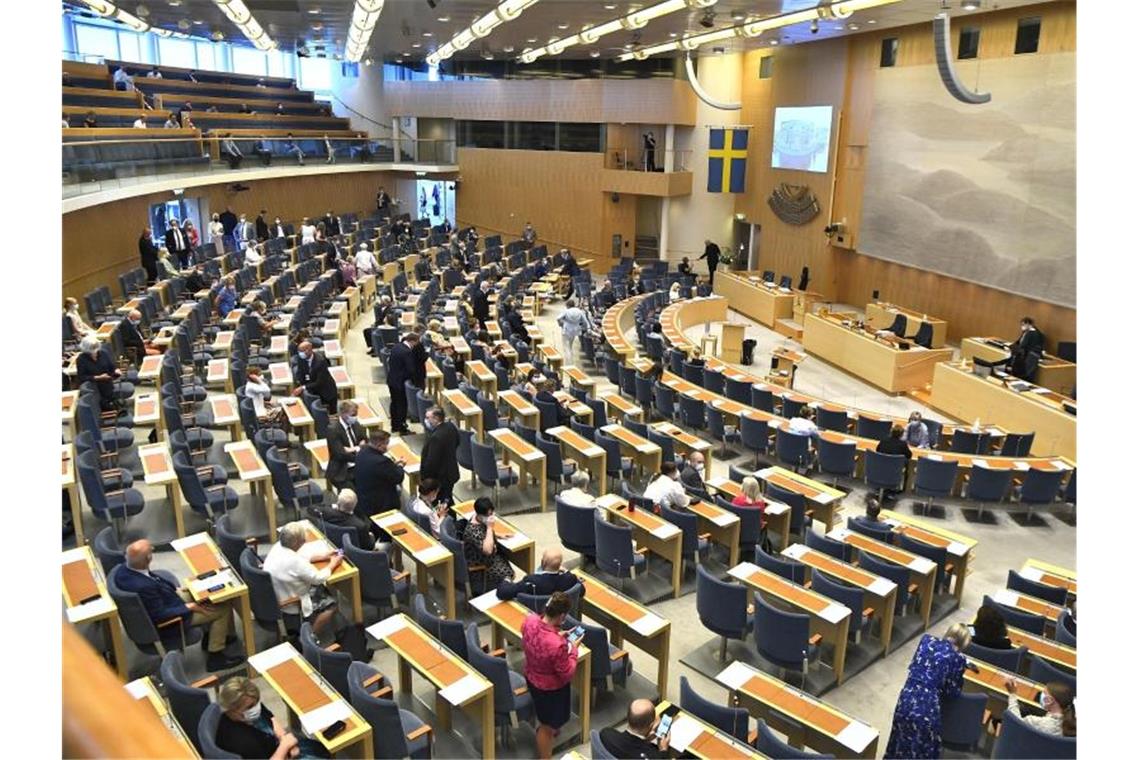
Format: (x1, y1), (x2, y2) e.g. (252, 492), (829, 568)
(885, 623), (972, 758)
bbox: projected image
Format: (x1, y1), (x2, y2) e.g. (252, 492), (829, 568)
(415, 179), (455, 227)
(771, 105), (833, 172)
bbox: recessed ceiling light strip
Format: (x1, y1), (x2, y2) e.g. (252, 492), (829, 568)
(427, 0), (542, 66)
(74, 1), (194, 37)
(345, 0), (386, 61)
(213, 0), (277, 50)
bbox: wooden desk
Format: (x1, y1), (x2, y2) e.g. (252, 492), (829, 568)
(211, 330), (235, 355)
(206, 394), (243, 442)
(442, 389), (484, 442)
(545, 426), (606, 492)
(728, 562), (852, 683)
(388, 436), (422, 497)
(453, 500), (536, 573)
(960, 337), (1075, 396)
(223, 441), (277, 536)
(598, 390), (642, 424)
(425, 358), (444, 399)
(349, 397), (387, 431)
(366, 614), (494, 759)
(1008, 626), (1076, 672)
(123, 677), (200, 756)
(571, 570), (671, 699)
(650, 422), (713, 480)
(782, 544), (898, 654)
(880, 509), (976, 603)
(601, 295), (646, 363)
(539, 345), (564, 374)
(63, 545), (128, 679)
(487, 428), (547, 512)
(562, 366), (596, 398)
(714, 272), (794, 328)
(471, 591), (592, 744)
(599, 423), (661, 479)
(281, 397), (314, 442)
(757, 466), (845, 532)
(170, 532), (256, 671)
(268, 334), (290, 357)
(373, 511), (456, 618)
(597, 494), (684, 599)
(716, 661), (880, 759)
(928, 362), (1075, 460)
(655, 700), (764, 759)
(139, 442), (188, 537)
(826, 528), (937, 629)
(707, 476), (790, 551)
(450, 336), (471, 361)
(328, 365), (355, 400)
(687, 498), (742, 569)
(321, 339), (343, 365)
(989, 589), (1064, 630)
(248, 643), (373, 757)
(137, 354), (164, 383)
(660, 296), (728, 354)
(465, 359), (498, 399)
(865, 302), (948, 349)
(63, 390), (79, 440)
(268, 361), (293, 389)
(801, 313), (954, 394)
(1019, 559), (1076, 599)
(963, 659), (1047, 718)
(499, 390), (539, 430)
(297, 520), (364, 624)
(62, 444), (85, 545)
(554, 390), (593, 424)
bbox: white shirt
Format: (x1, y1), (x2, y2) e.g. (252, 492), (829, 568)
(643, 474), (689, 510)
(244, 246), (264, 266)
(209, 221), (224, 241)
(146, 71), (162, 79)
(558, 487), (596, 509)
(788, 417), (818, 436)
(354, 249), (377, 273)
(113, 69), (132, 89)
(301, 224), (317, 244)
(244, 377), (273, 417)
(133, 118), (147, 129)
(1008, 695), (1064, 736)
(408, 496), (444, 537)
(262, 542), (332, 617)
(558, 306), (592, 339)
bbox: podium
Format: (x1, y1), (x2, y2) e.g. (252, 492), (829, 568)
(719, 322), (746, 364)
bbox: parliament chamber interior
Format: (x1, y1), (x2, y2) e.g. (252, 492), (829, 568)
(54, 0), (1101, 758)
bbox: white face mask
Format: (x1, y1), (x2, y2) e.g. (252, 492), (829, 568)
(242, 702), (262, 722)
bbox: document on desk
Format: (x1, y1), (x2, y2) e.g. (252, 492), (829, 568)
(667, 714), (705, 753)
(66, 595), (114, 623)
(715, 661), (755, 691)
(470, 590), (500, 613)
(651, 524), (679, 539)
(124, 679), (149, 700)
(249, 643), (296, 674)
(61, 546), (90, 565)
(710, 511), (737, 527)
(416, 545), (451, 564)
(375, 512), (407, 531)
(366, 615), (408, 640)
(299, 700), (351, 735)
(189, 569), (236, 596)
(170, 534), (209, 553)
(439, 673), (486, 705)
(631, 611), (666, 636)
(836, 721), (879, 753)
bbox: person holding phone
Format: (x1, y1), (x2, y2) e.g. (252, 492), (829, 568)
(521, 591), (580, 759)
(215, 676), (330, 758)
(600, 699), (671, 758)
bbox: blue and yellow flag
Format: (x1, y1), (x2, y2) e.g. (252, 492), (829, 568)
(707, 127), (748, 193)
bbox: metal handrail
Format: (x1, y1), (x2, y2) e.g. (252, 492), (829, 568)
(325, 92), (393, 137)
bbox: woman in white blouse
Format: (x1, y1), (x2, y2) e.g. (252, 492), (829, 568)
(300, 217), (317, 245)
(243, 367), (284, 425)
(354, 243), (378, 274)
(63, 297), (94, 338)
(1003, 679), (1075, 738)
(209, 213), (225, 257)
(243, 241), (264, 267)
(262, 522), (344, 638)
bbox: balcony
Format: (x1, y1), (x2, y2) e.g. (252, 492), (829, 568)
(600, 148), (693, 197)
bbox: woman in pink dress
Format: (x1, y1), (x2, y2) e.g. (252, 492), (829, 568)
(521, 591), (580, 759)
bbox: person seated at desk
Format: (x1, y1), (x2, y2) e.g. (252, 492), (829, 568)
(252, 138), (273, 167)
(558, 470), (595, 509)
(310, 488), (384, 552)
(905, 411), (931, 449)
(414, 252), (433, 283)
(214, 275), (238, 318)
(120, 539), (243, 671)
(76, 336), (121, 411)
(63, 297), (94, 338)
(678, 256), (693, 277)
(363, 295), (395, 357)
(686, 347), (705, 369)
(242, 241), (263, 268)
(732, 476), (767, 513)
(644, 461), (697, 511)
(503, 301), (531, 342)
(244, 367), (285, 427)
(215, 676), (330, 759)
(599, 699), (671, 759)
(970, 604), (1012, 650)
(555, 248), (579, 277)
(156, 247), (179, 280)
(463, 497), (515, 590)
(408, 478), (447, 538)
(679, 451), (710, 499)
(1003, 679), (1076, 738)
(497, 548), (583, 601)
(596, 280), (617, 310)
(536, 379), (572, 427)
(877, 425), (913, 460)
(121, 309), (159, 360)
(668, 282), (682, 302)
(263, 521), (343, 640)
(510, 370), (541, 402)
(787, 407), (819, 439)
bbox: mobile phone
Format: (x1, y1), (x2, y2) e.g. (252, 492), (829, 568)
(964, 661), (981, 673)
(322, 720), (347, 740)
(78, 593), (102, 605)
(207, 583), (226, 593)
(656, 705), (680, 739)
(567, 625), (585, 644)
(196, 570), (217, 580)
(391, 527), (408, 536)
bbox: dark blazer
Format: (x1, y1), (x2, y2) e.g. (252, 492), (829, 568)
(679, 465), (708, 497)
(536, 390), (571, 427)
(138, 236), (159, 279)
(599, 728), (668, 759)
(414, 259), (433, 282)
(678, 262), (692, 276)
(326, 418), (366, 489)
(420, 420), (460, 489)
(558, 254), (579, 277)
(505, 310), (530, 341)
(387, 342), (416, 390)
(76, 349), (117, 387)
(114, 567), (189, 624)
(219, 210), (238, 237)
(311, 503), (376, 551)
(411, 341), (428, 387)
(120, 319), (147, 361)
(255, 215), (269, 241)
(164, 226), (188, 254)
(292, 353), (338, 407)
(1016, 328), (1045, 356)
(496, 569), (583, 601)
(354, 446), (404, 516)
(472, 289), (491, 324)
(323, 215), (341, 236)
(699, 242), (721, 268)
(876, 437), (913, 460)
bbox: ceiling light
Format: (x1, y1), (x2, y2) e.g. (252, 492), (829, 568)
(503, 45), (515, 52)
(344, 1), (385, 62)
(730, 11), (745, 21)
(847, 22), (859, 30)
(769, 38), (779, 44)
(308, 8), (320, 14)
(167, 0), (182, 6)
(557, 23), (569, 29)
(961, 0), (980, 9)
(590, 50), (600, 57)
(192, 19), (204, 24)
(526, 37), (537, 42)
(412, 42), (421, 48)
(521, 0), (705, 62)
(423, 32), (433, 37)
(604, 3), (616, 9)
(437, 15), (450, 22)
(429, 0), (542, 66)
(668, 32), (678, 37)
(213, 1), (277, 50)
(311, 22), (323, 30)
(135, 4), (149, 17)
(364, 57), (372, 65)
(866, 19), (877, 24)
(74, 1), (151, 33)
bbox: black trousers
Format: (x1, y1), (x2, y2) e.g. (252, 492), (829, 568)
(388, 382), (408, 430)
(707, 264), (716, 286)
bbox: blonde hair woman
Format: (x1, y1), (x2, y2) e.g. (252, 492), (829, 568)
(63, 297), (94, 338)
(214, 676), (328, 758)
(732, 476), (766, 511)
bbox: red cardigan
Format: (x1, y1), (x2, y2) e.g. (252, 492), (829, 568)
(521, 613), (578, 691)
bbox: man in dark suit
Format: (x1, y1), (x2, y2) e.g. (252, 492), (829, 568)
(875, 426), (911, 500)
(698, 238), (721, 286)
(1015, 316), (1045, 357)
(119, 539), (242, 670)
(411, 325), (428, 389)
(121, 310), (158, 362)
(556, 248), (579, 277)
(495, 548), (585, 600)
(308, 488), (381, 550)
(600, 699), (670, 759)
(472, 279), (492, 329)
(323, 210), (341, 237)
(679, 451), (710, 499)
(386, 333), (419, 434)
(138, 228), (159, 283)
(291, 340), (338, 409)
(502, 301), (530, 342)
(354, 429), (406, 516)
(420, 406), (460, 505)
(414, 252), (433, 283)
(255, 209), (269, 241)
(164, 218), (190, 269)
(326, 400), (365, 491)
(219, 207), (239, 241)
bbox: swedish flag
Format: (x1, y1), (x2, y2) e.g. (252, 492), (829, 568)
(707, 127), (748, 193)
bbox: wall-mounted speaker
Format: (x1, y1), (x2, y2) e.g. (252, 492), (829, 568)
(611, 192), (619, 203)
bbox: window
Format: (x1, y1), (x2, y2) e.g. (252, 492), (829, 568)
(298, 56), (332, 92)
(513, 122), (556, 150)
(759, 56), (774, 79)
(75, 23), (119, 61)
(232, 46), (268, 76)
(1015, 16), (1041, 54)
(458, 121), (506, 149)
(157, 37), (196, 69)
(118, 30), (145, 63)
(340, 62), (360, 79)
(958, 27), (980, 59)
(268, 50), (290, 79)
(195, 41), (219, 72)
(879, 38), (899, 68)
(558, 123), (604, 152)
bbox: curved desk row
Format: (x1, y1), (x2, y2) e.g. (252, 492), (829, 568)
(601, 293), (649, 362)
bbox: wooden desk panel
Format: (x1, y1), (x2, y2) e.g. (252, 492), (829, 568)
(960, 337), (1075, 396)
(865, 302), (948, 349)
(596, 494), (683, 599)
(373, 511), (455, 618)
(660, 296), (728, 354)
(713, 271), (795, 328)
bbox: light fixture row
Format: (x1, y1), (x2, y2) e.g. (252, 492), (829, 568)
(520, 0), (716, 64)
(213, 0), (276, 50)
(426, 0), (541, 67)
(345, 0), (386, 62)
(77, 1), (192, 37)
(615, 0), (902, 61)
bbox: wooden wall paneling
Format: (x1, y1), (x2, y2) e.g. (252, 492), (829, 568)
(600, 193), (637, 259)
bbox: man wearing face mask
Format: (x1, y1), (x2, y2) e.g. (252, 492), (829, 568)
(271, 216), (287, 239)
(121, 309), (159, 361)
(76, 335), (121, 411)
(354, 429), (406, 517)
(291, 340), (338, 410)
(326, 400), (365, 492)
(215, 676), (330, 759)
(420, 406), (460, 505)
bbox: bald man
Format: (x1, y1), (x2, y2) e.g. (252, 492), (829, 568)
(494, 547), (584, 601)
(291, 339), (338, 408)
(115, 540), (243, 671)
(600, 698), (671, 758)
(121, 309), (159, 361)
